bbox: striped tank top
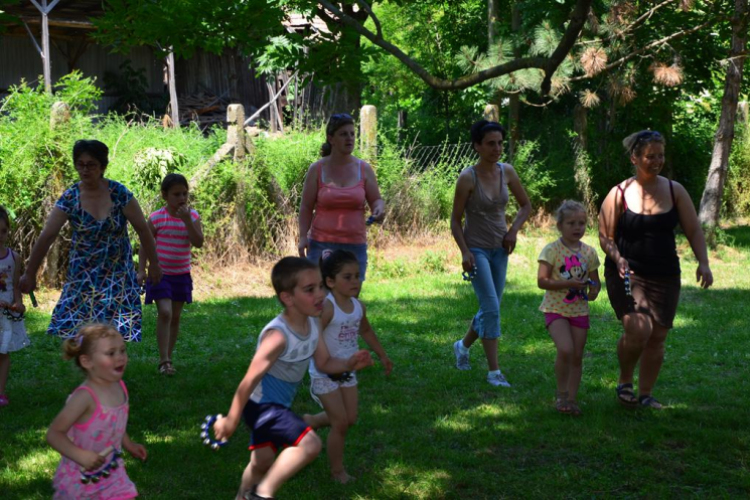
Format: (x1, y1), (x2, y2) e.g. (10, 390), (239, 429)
(149, 206), (200, 275)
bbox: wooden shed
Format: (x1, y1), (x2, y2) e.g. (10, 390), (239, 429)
(0, 1), (354, 127)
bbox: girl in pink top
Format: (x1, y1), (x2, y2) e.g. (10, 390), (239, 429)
(298, 113), (385, 280)
(47, 323), (147, 499)
(138, 174), (204, 376)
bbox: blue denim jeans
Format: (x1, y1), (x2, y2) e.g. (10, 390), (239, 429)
(469, 247), (509, 339)
(307, 239), (368, 280)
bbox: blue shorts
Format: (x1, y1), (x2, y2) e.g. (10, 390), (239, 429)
(307, 240), (368, 280)
(145, 273), (193, 304)
(242, 400), (311, 452)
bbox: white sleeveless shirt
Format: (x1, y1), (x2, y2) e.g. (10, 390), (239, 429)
(309, 293), (362, 378)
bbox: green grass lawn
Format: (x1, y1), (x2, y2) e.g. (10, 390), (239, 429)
(2, 227), (749, 499)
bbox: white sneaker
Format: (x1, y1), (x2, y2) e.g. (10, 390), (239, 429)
(453, 340), (471, 370)
(487, 371), (511, 387)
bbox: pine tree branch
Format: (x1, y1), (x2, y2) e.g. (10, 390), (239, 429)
(569, 17), (719, 82)
(355, 0), (381, 38)
(620, 0), (681, 38)
(317, 0), (593, 93)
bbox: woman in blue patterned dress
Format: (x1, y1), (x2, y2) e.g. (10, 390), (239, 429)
(20, 140), (162, 341)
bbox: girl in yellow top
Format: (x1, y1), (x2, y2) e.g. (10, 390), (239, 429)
(537, 200), (601, 415)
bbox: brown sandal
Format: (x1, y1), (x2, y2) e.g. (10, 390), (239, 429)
(555, 392), (572, 414)
(568, 401), (583, 416)
(158, 361), (175, 376)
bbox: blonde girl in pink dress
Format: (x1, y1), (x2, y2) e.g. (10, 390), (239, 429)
(47, 323), (147, 499)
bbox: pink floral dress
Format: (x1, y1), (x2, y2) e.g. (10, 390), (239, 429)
(52, 380), (138, 499)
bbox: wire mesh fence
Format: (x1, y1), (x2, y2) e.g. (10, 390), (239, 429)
(403, 142), (476, 172)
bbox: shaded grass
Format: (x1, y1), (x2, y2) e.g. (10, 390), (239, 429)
(1, 228), (749, 499)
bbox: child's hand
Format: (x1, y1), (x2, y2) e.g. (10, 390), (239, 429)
(78, 450), (107, 471)
(136, 271), (146, 287)
(566, 279), (588, 290)
(379, 355), (393, 376)
(348, 349), (374, 371)
(176, 205), (193, 223)
(213, 415), (237, 441)
(0, 300), (9, 309)
(125, 442), (148, 461)
(148, 261), (163, 286)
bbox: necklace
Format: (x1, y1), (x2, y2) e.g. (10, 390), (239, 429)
(559, 237), (582, 254)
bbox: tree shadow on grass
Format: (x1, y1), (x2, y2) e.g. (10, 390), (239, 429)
(4, 280), (749, 498)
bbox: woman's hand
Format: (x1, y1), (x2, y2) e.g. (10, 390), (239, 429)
(10, 302), (25, 314)
(696, 262), (713, 289)
(136, 271), (146, 287)
(298, 236), (308, 258)
(502, 230), (518, 254)
(148, 261), (163, 286)
(616, 257), (630, 279)
(370, 204), (385, 223)
(19, 273), (36, 294)
(461, 251), (476, 273)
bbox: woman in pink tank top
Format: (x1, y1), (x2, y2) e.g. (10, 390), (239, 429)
(298, 113), (385, 280)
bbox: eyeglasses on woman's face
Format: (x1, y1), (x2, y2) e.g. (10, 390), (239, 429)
(75, 161), (101, 171)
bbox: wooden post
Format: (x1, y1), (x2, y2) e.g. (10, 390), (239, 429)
(227, 104), (246, 161)
(166, 50), (179, 128)
(45, 100), (70, 285)
(360, 105), (377, 160)
(30, 0), (62, 92)
(50, 101), (70, 127)
(397, 110), (407, 143)
(483, 104), (499, 122)
(41, 1), (51, 92)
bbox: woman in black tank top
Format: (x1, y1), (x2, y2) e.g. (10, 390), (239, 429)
(598, 130), (713, 409)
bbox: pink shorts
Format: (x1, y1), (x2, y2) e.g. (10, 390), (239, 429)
(544, 313), (590, 330)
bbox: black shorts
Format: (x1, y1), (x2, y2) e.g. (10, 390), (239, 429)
(242, 400), (311, 452)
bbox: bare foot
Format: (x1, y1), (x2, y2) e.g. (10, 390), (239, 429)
(331, 470), (355, 484)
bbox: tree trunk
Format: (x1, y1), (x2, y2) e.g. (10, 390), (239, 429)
(507, 2), (521, 161)
(698, 0), (748, 238)
(488, 0), (499, 50)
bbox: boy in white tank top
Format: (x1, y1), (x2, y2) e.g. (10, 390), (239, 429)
(212, 257), (372, 500)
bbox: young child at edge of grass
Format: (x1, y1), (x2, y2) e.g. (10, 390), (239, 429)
(138, 173), (204, 376)
(537, 200), (601, 416)
(47, 323), (147, 499)
(0, 205), (31, 407)
(213, 257), (373, 500)
(303, 249), (393, 484)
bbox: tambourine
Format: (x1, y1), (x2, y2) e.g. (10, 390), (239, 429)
(200, 414), (229, 450)
(462, 265), (477, 282)
(79, 446), (120, 484)
(624, 271), (632, 297)
(2, 307), (24, 322)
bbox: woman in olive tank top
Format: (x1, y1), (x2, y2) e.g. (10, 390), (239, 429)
(599, 130), (713, 409)
(450, 120), (531, 388)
